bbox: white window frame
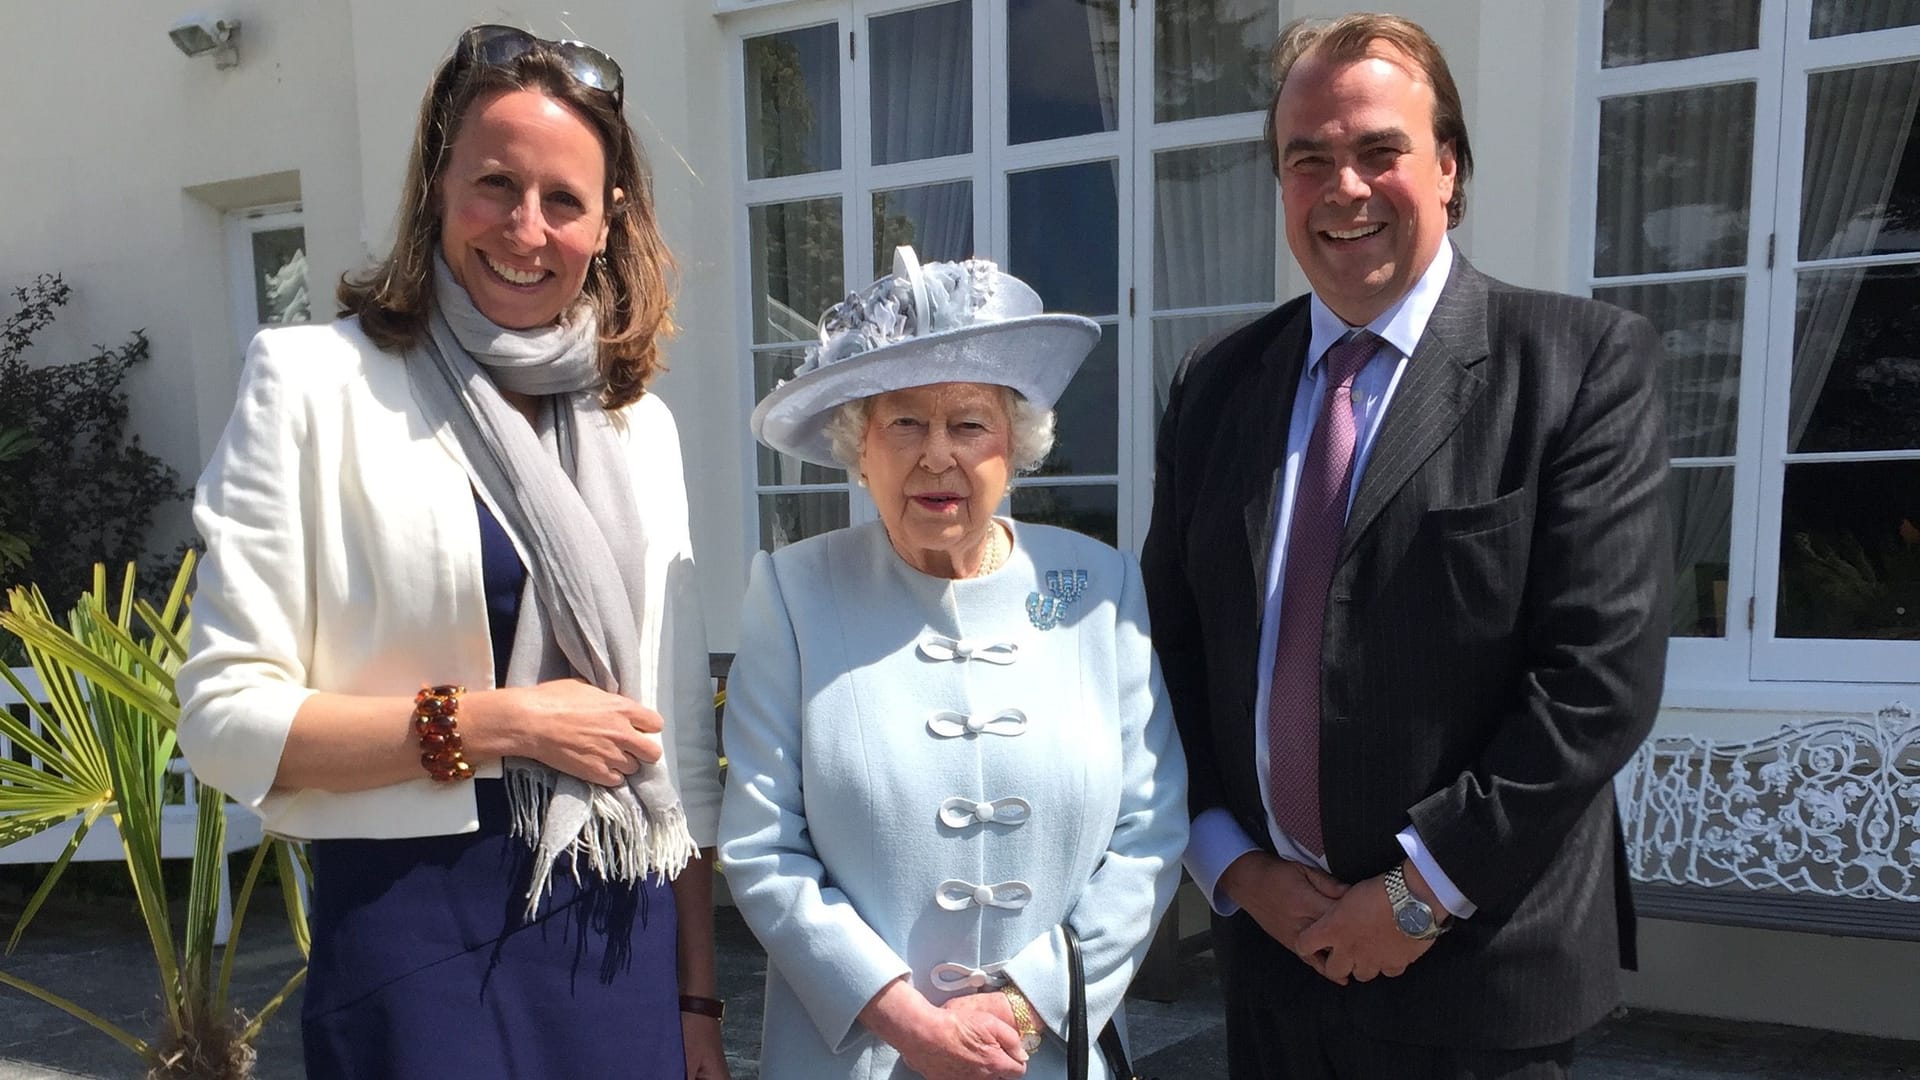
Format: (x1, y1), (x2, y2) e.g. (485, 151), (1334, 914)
(224, 201), (308, 364)
(1572, 0), (1920, 690)
(1752, 14), (1920, 682)
(727, 0), (1282, 559)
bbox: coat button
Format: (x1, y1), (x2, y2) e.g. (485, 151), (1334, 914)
(974, 801), (996, 822)
(973, 885), (995, 906)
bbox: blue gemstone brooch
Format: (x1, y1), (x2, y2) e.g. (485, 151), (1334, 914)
(1026, 568), (1088, 630)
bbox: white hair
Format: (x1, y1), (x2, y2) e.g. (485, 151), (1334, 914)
(825, 386), (1057, 480)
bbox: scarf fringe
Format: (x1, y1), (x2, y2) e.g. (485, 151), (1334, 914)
(507, 766), (696, 922)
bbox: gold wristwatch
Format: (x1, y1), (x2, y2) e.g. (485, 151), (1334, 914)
(1001, 985), (1043, 1053)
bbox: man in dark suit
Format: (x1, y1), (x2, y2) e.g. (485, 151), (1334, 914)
(1140, 13), (1671, 1079)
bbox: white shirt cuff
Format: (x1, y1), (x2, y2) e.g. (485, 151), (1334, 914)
(1396, 827), (1477, 918)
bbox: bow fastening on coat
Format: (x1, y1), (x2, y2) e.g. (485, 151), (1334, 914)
(926, 708), (1030, 738)
(916, 635), (1021, 664)
(937, 796), (1033, 828)
(936, 879), (1034, 911)
(930, 963), (1009, 993)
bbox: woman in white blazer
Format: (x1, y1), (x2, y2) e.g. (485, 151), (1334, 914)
(719, 249), (1189, 1080)
(176, 26), (726, 1079)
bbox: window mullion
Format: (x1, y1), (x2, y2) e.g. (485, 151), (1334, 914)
(1749, 0), (1811, 678)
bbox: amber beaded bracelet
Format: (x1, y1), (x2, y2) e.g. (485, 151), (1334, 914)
(413, 684), (473, 782)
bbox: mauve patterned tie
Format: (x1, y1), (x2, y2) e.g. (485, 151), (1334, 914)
(1267, 329), (1380, 858)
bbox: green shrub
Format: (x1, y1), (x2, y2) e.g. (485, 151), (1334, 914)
(0, 273), (191, 613)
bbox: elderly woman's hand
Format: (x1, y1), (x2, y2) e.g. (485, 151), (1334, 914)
(466, 678), (665, 786)
(859, 978), (1028, 1080)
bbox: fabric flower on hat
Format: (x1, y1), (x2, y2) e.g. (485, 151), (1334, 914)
(796, 256), (1000, 377)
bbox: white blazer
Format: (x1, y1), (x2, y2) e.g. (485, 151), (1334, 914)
(176, 318), (720, 846)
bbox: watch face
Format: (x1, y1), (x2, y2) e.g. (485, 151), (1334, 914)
(1021, 1032), (1043, 1054)
(1395, 903), (1432, 936)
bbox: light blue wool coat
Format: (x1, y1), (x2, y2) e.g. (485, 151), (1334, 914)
(719, 519), (1189, 1079)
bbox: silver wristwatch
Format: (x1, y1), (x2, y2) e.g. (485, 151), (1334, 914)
(1383, 866), (1447, 940)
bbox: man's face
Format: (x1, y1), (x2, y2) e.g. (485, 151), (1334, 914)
(1272, 43), (1458, 326)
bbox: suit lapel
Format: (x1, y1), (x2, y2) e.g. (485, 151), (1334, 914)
(1340, 259), (1492, 560)
(1241, 309), (1312, 595)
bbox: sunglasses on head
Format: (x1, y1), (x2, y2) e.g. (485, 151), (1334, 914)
(453, 24), (624, 107)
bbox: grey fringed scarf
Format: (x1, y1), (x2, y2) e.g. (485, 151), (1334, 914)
(408, 256), (694, 917)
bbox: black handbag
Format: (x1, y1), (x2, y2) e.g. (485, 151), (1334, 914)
(1063, 924), (1147, 1080)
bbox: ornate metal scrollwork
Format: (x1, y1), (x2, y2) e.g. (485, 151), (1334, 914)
(1614, 703), (1920, 902)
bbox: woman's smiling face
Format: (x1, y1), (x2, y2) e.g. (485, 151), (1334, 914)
(437, 88), (617, 328)
(860, 382), (1014, 579)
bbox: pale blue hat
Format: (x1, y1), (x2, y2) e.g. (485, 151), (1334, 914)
(751, 246), (1101, 467)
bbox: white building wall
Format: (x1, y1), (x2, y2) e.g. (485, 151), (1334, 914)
(0, 0), (365, 532)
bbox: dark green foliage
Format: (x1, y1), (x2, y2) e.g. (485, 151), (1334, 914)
(0, 274), (191, 612)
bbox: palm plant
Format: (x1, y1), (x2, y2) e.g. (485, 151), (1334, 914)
(0, 557), (309, 1079)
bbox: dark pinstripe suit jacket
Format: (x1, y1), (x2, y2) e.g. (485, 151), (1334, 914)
(1141, 253), (1673, 1049)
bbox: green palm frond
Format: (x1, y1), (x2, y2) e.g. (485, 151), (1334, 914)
(0, 556), (307, 1077)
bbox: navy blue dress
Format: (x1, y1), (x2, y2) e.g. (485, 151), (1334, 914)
(301, 496), (685, 1077)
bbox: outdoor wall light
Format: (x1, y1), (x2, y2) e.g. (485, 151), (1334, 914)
(169, 13), (240, 69)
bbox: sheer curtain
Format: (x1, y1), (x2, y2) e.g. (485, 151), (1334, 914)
(1596, 86), (1752, 633)
(870, 3), (974, 263)
(1083, 0), (1121, 131)
(871, 2), (972, 167)
(1789, 60), (1920, 449)
(1150, 143), (1272, 413)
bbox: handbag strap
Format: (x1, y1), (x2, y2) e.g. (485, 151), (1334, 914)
(1063, 923), (1140, 1080)
(1066, 924), (1090, 1080)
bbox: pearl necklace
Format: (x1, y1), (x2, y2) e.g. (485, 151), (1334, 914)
(975, 522), (1008, 577)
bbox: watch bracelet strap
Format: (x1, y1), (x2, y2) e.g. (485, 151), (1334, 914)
(1384, 865), (1413, 905)
(1002, 985), (1040, 1039)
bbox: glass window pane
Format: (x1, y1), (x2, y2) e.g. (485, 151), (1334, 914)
(1667, 464), (1733, 638)
(1601, 0), (1760, 67)
(1596, 85), (1755, 276)
(1791, 264), (1920, 453)
(1032, 326), (1116, 478)
(1010, 483), (1117, 546)
(1800, 61), (1920, 260)
(1776, 459), (1920, 640)
(1153, 142), (1275, 309)
(251, 227), (309, 325)
(750, 199), (843, 345)
(873, 181), (975, 276)
(1154, 0), (1275, 121)
(1812, 0), (1920, 38)
(745, 24), (842, 180)
(871, 2), (972, 165)
(755, 349), (848, 486)
(1151, 312), (1253, 434)
(760, 492), (850, 552)
(1008, 0), (1119, 144)
(1592, 278), (1743, 460)
(1008, 161), (1118, 316)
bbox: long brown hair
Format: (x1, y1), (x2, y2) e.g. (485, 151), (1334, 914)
(1263, 13), (1474, 228)
(338, 33), (675, 407)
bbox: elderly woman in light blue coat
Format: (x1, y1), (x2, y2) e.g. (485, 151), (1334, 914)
(719, 248), (1188, 1080)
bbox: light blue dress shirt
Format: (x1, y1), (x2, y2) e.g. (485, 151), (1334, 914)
(1185, 241), (1477, 919)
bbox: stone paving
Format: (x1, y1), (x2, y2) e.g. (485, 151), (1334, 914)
(0, 892), (1915, 1079)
